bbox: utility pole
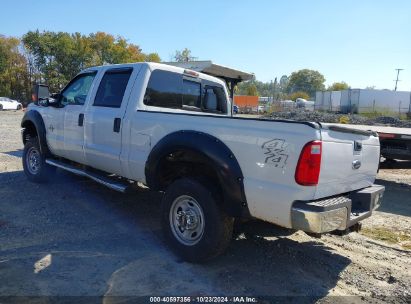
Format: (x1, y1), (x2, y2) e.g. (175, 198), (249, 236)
(394, 68), (403, 91)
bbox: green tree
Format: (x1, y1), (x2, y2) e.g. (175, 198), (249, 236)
(288, 91), (310, 101)
(89, 32), (146, 65)
(174, 48), (196, 62)
(23, 30), (158, 92)
(246, 84), (258, 96)
(328, 81), (349, 91)
(279, 75), (289, 93)
(287, 69), (325, 96)
(0, 35), (30, 100)
(145, 52), (161, 62)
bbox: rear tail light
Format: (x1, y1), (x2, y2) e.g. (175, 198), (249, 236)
(295, 140), (322, 186)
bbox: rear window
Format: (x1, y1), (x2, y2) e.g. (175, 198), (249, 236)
(144, 70), (227, 114)
(182, 79), (201, 109)
(143, 70), (181, 108)
(94, 68), (132, 108)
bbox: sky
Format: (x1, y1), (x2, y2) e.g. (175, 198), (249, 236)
(2, 0), (411, 90)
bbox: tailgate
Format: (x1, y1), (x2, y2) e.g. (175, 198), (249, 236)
(315, 125), (380, 199)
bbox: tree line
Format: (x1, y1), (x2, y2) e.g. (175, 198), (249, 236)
(1, 33), (350, 102)
(237, 70), (350, 101)
(0, 31), (161, 101)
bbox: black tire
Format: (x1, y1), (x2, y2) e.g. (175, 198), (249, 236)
(17, 105), (22, 110)
(161, 178), (234, 263)
(0, 104), (3, 111)
(22, 137), (55, 183)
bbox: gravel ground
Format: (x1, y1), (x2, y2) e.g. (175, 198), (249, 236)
(0, 111), (410, 303)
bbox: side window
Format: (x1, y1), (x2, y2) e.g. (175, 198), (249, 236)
(60, 73), (96, 106)
(144, 70), (182, 108)
(182, 79), (201, 109)
(143, 70), (228, 114)
(94, 68), (132, 108)
(202, 85), (228, 114)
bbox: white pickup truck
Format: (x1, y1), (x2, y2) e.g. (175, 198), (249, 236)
(21, 62), (384, 262)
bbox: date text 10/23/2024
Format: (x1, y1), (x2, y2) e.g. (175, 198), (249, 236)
(149, 296), (258, 303)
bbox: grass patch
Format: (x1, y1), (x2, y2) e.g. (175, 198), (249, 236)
(360, 227), (411, 249)
(359, 111), (410, 120)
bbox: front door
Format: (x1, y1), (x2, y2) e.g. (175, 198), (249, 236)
(59, 72), (97, 164)
(84, 67), (136, 175)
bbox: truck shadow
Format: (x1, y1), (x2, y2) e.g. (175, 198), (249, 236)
(374, 178), (411, 217)
(1, 149), (23, 158)
(212, 221), (351, 299)
(0, 170), (350, 301)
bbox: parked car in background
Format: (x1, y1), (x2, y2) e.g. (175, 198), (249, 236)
(258, 105), (265, 113)
(296, 98), (315, 111)
(0, 97), (23, 111)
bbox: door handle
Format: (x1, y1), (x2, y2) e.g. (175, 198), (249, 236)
(78, 113), (84, 126)
(113, 118), (121, 133)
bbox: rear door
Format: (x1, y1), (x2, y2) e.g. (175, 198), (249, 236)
(315, 125), (380, 199)
(84, 67), (137, 175)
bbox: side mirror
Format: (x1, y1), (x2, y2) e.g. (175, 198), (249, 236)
(33, 84), (61, 107)
(48, 93), (61, 107)
(38, 97), (49, 107)
(38, 96), (60, 107)
(32, 84), (51, 104)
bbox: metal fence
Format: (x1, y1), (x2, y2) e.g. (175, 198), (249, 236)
(313, 103), (411, 117)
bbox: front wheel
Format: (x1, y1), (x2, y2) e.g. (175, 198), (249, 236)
(161, 178), (234, 263)
(22, 138), (55, 183)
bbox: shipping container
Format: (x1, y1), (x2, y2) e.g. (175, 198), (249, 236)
(234, 95), (258, 107)
(315, 89), (411, 114)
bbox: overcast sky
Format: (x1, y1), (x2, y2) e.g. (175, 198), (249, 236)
(3, 0), (411, 90)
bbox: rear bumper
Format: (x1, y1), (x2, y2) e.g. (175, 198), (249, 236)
(291, 184), (385, 234)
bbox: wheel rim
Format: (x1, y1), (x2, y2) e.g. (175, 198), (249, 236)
(169, 195), (205, 246)
(26, 147), (41, 175)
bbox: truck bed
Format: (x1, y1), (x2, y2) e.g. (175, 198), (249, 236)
(323, 123), (411, 161)
(322, 123), (411, 136)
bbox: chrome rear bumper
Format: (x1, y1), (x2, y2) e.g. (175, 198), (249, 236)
(291, 184), (385, 234)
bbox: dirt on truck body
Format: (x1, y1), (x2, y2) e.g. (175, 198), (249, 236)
(0, 111), (410, 303)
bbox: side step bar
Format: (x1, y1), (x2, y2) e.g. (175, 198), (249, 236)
(45, 159), (128, 193)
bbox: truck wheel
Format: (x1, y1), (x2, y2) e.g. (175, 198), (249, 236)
(161, 178), (234, 262)
(22, 137), (54, 183)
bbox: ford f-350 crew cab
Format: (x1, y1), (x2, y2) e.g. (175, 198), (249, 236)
(21, 62), (384, 262)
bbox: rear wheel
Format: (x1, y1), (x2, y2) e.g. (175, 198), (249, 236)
(161, 178), (234, 262)
(22, 138), (55, 183)
(17, 104), (22, 110)
(0, 104), (3, 111)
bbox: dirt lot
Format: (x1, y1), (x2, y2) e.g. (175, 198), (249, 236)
(0, 111), (410, 303)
